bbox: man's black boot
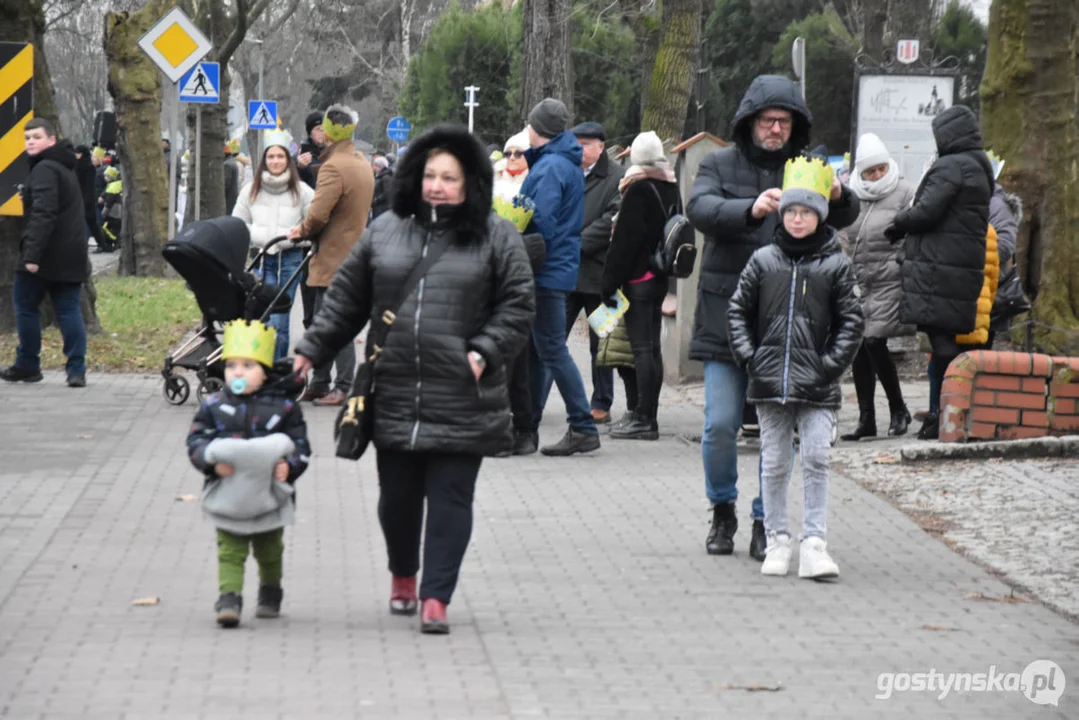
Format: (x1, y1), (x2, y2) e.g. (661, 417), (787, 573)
(0, 366), (43, 383)
(540, 429), (600, 456)
(705, 502), (738, 555)
(609, 411), (659, 440)
(513, 431), (538, 456)
(749, 519), (767, 561)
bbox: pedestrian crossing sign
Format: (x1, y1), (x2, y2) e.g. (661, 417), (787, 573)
(179, 62), (219, 103)
(248, 101), (278, 130)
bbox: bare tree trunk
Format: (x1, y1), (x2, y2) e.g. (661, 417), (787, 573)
(981, 0), (1079, 352)
(520, 0), (573, 119)
(105, 1), (170, 277)
(641, 0), (702, 142)
(0, 0), (100, 333)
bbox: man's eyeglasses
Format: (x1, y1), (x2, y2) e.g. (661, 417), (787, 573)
(757, 115), (793, 130)
(506, 150), (526, 158)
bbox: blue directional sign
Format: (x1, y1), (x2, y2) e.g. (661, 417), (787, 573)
(248, 100), (278, 130)
(179, 62), (219, 103)
(386, 116), (412, 143)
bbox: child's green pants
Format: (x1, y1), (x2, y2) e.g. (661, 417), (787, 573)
(216, 528), (284, 594)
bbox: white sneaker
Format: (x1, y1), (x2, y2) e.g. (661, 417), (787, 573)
(799, 537), (839, 579)
(760, 533), (792, 576)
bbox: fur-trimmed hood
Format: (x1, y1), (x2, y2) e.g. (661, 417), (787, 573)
(392, 124), (494, 241)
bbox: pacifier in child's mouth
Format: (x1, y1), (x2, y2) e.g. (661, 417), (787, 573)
(229, 377), (248, 394)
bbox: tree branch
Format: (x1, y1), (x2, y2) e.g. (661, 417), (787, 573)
(266, 0), (301, 35)
(218, 0), (250, 65)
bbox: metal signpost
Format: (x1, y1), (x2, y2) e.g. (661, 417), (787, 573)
(464, 86), (480, 134)
(179, 62), (219, 222)
(138, 7), (212, 239)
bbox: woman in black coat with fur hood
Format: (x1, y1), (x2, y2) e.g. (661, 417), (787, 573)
(294, 125), (535, 634)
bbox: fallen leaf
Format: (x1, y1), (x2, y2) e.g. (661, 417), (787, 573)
(131, 597), (160, 606)
(873, 455), (899, 464)
(175, 494), (198, 502)
(714, 684), (783, 692)
(920, 624), (957, 632)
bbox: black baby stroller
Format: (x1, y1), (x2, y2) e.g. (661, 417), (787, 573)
(161, 216), (315, 405)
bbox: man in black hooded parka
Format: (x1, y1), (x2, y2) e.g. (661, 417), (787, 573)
(686, 75), (860, 561)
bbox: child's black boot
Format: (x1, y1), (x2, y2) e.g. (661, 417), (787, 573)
(215, 592), (243, 628)
(256, 585), (283, 618)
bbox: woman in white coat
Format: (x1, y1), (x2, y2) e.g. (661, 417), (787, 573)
(232, 130), (315, 361)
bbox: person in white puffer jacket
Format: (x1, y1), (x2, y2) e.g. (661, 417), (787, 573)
(232, 130), (315, 361)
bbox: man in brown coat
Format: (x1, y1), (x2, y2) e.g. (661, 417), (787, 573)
(288, 104), (374, 405)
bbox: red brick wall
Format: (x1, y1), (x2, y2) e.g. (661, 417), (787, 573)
(940, 351), (1079, 442)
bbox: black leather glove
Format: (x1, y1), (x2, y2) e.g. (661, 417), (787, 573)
(602, 292), (620, 309)
(883, 224), (903, 243)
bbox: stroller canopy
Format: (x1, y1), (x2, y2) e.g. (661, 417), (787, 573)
(163, 216), (252, 322)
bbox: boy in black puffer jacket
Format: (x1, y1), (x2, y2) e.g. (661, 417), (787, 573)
(728, 157), (863, 581)
(186, 320), (311, 628)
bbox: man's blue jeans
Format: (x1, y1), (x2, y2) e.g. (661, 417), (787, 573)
(702, 360), (763, 519)
(529, 287), (597, 435)
(254, 248), (303, 362)
(14, 272), (87, 377)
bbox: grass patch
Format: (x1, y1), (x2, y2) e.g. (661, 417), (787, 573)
(0, 276), (201, 373)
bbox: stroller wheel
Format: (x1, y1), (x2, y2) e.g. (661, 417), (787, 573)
(163, 375), (191, 405)
(197, 377), (225, 403)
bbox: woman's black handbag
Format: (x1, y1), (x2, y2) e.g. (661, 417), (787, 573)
(333, 242), (448, 460)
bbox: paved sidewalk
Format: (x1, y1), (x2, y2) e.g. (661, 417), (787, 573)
(0, 332), (1076, 719)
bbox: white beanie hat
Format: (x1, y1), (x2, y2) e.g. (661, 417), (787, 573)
(855, 133), (891, 174)
(630, 131), (666, 167)
(504, 129), (530, 153)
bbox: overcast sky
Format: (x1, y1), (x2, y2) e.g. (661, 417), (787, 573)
(965, 0), (990, 23)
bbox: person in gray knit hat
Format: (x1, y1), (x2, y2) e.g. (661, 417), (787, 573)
(528, 98), (572, 139)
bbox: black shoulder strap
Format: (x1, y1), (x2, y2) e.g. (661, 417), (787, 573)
(370, 238), (448, 354)
(644, 181), (682, 219)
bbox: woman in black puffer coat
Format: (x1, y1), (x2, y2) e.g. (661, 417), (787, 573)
(294, 125), (535, 634)
(885, 105), (992, 439)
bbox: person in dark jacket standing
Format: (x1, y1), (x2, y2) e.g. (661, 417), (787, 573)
(601, 131), (678, 440)
(558, 121), (625, 425)
(370, 155), (393, 220)
(727, 157), (863, 579)
(73, 145), (109, 253)
(293, 124), (534, 634)
(884, 105), (992, 440)
(686, 75), (860, 560)
(297, 110), (326, 190)
(520, 98), (600, 456)
(1, 120), (89, 387)
(223, 140), (241, 215)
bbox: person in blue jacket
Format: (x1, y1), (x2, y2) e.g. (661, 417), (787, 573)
(519, 98), (600, 456)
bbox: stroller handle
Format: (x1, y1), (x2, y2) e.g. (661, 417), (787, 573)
(247, 235), (318, 272)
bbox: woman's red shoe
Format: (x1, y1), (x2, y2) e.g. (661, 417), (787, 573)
(420, 598), (449, 634)
(390, 575), (418, 616)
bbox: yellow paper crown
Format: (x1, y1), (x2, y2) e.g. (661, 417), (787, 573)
(782, 156), (834, 198)
(103, 166), (119, 181)
(323, 104), (358, 143)
(986, 150), (1004, 180)
(92, 146), (106, 160)
(221, 320), (276, 368)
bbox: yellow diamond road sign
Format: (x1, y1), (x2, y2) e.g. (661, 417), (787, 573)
(138, 7), (212, 84)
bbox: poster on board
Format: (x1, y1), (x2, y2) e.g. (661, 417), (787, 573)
(855, 74), (956, 183)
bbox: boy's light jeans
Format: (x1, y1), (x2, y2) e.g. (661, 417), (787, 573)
(756, 402), (834, 539)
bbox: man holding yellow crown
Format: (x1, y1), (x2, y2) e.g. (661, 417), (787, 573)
(686, 75), (860, 562)
(186, 319), (311, 628)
